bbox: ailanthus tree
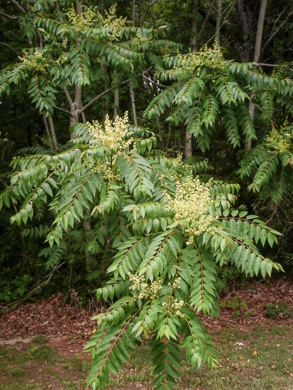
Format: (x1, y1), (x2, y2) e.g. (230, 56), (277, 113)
(0, 113), (282, 389)
(0, 0), (171, 142)
(145, 44), (293, 155)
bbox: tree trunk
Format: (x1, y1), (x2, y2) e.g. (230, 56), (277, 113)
(83, 219), (91, 273)
(99, 0), (105, 15)
(216, 0), (223, 46)
(114, 88), (119, 118)
(43, 115), (53, 149)
(151, 4), (157, 29)
(236, 0), (254, 62)
(48, 115), (58, 150)
(184, 126), (193, 159)
(190, 0), (197, 52)
(247, 0), (267, 148)
(185, 0), (198, 159)
(76, 0), (82, 16)
(130, 87), (138, 126)
(132, 0), (136, 26)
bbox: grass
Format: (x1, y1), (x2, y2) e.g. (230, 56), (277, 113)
(0, 325), (293, 389)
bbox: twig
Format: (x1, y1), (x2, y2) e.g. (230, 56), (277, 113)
(0, 42), (19, 56)
(62, 86), (73, 106)
(0, 11), (18, 20)
(10, 0), (26, 14)
(0, 262), (65, 314)
(54, 106), (72, 115)
(81, 79), (130, 113)
(141, 0), (159, 26)
(262, 8), (293, 54)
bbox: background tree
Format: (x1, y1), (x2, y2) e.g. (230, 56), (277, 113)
(0, 0), (292, 302)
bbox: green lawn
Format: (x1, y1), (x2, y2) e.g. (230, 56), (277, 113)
(1, 325), (293, 389)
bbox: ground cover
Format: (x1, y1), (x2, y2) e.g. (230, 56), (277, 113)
(0, 278), (293, 389)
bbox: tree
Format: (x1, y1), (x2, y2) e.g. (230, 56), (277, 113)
(1, 111), (282, 388)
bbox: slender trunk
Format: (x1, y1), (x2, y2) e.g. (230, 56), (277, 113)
(185, 0), (197, 159)
(76, 0), (82, 16)
(43, 115), (53, 149)
(184, 126), (192, 159)
(190, 0), (197, 52)
(253, 0), (267, 63)
(48, 116), (58, 150)
(114, 88), (119, 118)
(216, 0), (223, 46)
(247, 0), (267, 148)
(166, 122), (171, 151)
(83, 219), (91, 273)
(74, 1), (93, 275)
(130, 87), (138, 126)
(236, 0), (253, 62)
(99, 0), (105, 15)
(132, 0), (136, 26)
(151, 4), (157, 28)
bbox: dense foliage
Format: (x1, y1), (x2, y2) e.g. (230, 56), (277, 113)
(0, 0), (292, 388)
(1, 113), (282, 388)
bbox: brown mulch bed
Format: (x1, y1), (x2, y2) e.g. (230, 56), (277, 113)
(0, 278), (293, 343)
(0, 293), (96, 343)
(202, 277), (293, 332)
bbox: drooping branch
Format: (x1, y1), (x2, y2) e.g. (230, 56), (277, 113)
(54, 106), (72, 115)
(10, 0), (26, 14)
(0, 42), (19, 56)
(0, 11), (18, 20)
(261, 8), (293, 55)
(81, 79), (131, 113)
(80, 68), (152, 114)
(141, 0), (159, 26)
(199, 0), (216, 36)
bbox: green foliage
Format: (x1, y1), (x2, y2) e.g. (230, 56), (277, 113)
(0, 112), (282, 389)
(238, 123), (293, 204)
(145, 44), (293, 152)
(0, 3), (158, 117)
(266, 303), (293, 319)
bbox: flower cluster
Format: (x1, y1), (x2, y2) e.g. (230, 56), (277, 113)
(164, 174), (214, 243)
(179, 43), (226, 72)
(129, 273), (162, 300)
(67, 6), (95, 34)
(266, 126), (292, 153)
(19, 50), (47, 73)
(172, 299), (185, 316)
(88, 113), (133, 154)
(170, 277), (181, 289)
(97, 5), (127, 40)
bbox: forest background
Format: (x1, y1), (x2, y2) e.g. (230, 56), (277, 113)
(0, 0), (292, 306)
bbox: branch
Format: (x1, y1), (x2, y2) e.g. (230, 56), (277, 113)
(0, 11), (18, 20)
(0, 42), (19, 56)
(62, 86), (73, 106)
(199, 0), (217, 36)
(261, 9), (293, 54)
(10, 0), (26, 13)
(257, 62), (293, 72)
(81, 78), (131, 113)
(142, 74), (167, 89)
(54, 106), (72, 115)
(0, 261), (65, 314)
(141, 0), (159, 26)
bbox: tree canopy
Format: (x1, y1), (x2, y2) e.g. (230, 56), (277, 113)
(0, 1), (292, 389)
